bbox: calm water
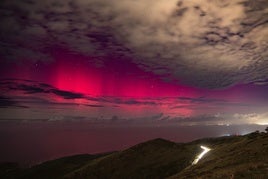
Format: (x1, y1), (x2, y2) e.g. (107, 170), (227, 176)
(0, 121), (265, 165)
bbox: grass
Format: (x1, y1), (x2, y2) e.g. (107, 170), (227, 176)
(1, 131), (268, 179)
(63, 138), (198, 179)
(6, 153), (111, 179)
(169, 132), (268, 179)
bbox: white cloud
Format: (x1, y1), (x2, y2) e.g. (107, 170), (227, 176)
(0, 0), (268, 88)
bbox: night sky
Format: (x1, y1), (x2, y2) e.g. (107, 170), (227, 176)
(0, 0), (268, 164)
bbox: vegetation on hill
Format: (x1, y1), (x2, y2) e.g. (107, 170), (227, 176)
(170, 131), (268, 178)
(1, 129), (268, 179)
(64, 138), (198, 179)
(1, 154), (111, 179)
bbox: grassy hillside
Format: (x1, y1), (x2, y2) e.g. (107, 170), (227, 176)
(169, 132), (268, 178)
(1, 131), (268, 179)
(20, 153), (114, 179)
(0, 162), (22, 179)
(64, 138), (198, 179)
(1, 153), (111, 179)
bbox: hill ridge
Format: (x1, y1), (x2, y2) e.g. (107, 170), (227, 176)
(1, 132), (268, 179)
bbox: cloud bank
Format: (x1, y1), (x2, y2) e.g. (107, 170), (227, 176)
(0, 0), (268, 88)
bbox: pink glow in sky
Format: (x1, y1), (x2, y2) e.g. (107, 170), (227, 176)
(53, 51), (196, 98)
(1, 49), (198, 98)
(1, 48), (268, 119)
(1, 0), (268, 166)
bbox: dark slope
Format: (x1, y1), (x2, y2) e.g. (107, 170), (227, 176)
(64, 138), (197, 179)
(169, 132), (268, 179)
(0, 162), (22, 179)
(11, 153), (111, 179)
(1, 132), (268, 179)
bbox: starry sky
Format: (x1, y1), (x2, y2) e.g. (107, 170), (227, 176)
(0, 0), (268, 163)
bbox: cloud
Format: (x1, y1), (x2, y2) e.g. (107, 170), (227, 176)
(0, 0), (268, 88)
(173, 114), (223, 124)
(1, 79), (267, 124)
(0, 79), (159, 108)
(1, 79), (85, 99)
(0, 95), (27, 108)
(225, 112), (268, 125)
(50, 89), (84, 99)
(0, 79), (263, 118)
(253, 79), (268, 86)
(109, 98), (157, 105)
(85, 104), (105, 108)
(16, 84), (49, 94)
(178, 96), (226, 103)
(166, 112), (268, 126)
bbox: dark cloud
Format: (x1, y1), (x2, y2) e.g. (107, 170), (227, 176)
(253, 79), (268, 86)
(215, 102), (251, 107)
(0, 79), (84, 99)
(1, 78), (267, 124)
(0, 96), (17, 108)
(0, 0), (268, 88)
(0, 79), (260, 116)
(174, 115), (222, 123)
(0, 96), (28, 108)
(50, 89), (84, 99)
(86, 96), (158, 106)
(16, 84), (49, 94)
(85, 104), (105, 108)
(178, 96), (226, 103)
(0, 79), (158, 108)
(120, 99), (157, 105)
(0, 79), (47, 93)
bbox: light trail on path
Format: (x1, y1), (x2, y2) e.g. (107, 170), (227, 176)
(192, 146), (211, 165)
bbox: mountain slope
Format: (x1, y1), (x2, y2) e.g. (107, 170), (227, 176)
(1, 132), (268, 179)
(169, 132), (268, 178)
(5, 153), (110, 179)
(64, 138), (198, 179)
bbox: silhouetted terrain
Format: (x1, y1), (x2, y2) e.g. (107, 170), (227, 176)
(1, 131), (268, 179)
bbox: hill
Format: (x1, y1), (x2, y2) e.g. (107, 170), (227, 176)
(169, 131), (268, 178)
(63, 138), (198, 179)
(1, 153), (111, 179)
(1, 132), (268, 179)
